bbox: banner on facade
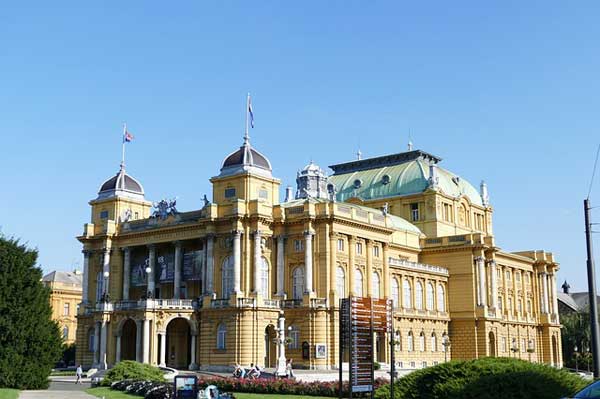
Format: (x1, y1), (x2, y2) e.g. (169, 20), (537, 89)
(182, 250), (203, 281)
(131, 254), (149, 286)
(157, 252), (175, 283)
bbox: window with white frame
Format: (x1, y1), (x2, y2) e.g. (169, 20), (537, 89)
(337, 239), (344, 251)
(354, 268), (363, 296)
(517, 299), (523, 314)
(221, 256), (234, 298)
(356, 242), (363, 255)
(431, 333), (437, 352)
(373, 245), (380, 258)
(407, 331), (414, 352)
(294, 239), (304, 252)
(410, 203), (419, 221)
(63, 303), (70, 316)
(288, 325), (300, 349)
(217, 323), (227, 349)
(292, 267), (305, 300)
(419, 332), (425, 351)
(415, 281), (424, 310)
(391, 278), (399, 308)
(88, 329), (95, 351)
(498, 296), (503, 313)
(96, 271), (104, 302)
(259, 257), (269, 297)
(394, 330), (401, 351)
(426, 282), (434, 310)
(502, 337), (507, 353)
(442, 333), (448, 352)
(63, 326), (69, 340)
(403, 279), (412, 309)
(437, 284), (445, 311)
(521, 338), (526, 352)
(336, 267), (345, 298)
(372, 272), (381, 299)
(527, 299), (532, 314)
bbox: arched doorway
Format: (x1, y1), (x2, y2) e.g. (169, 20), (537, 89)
(166, 318), (191, 369)
(264, 325), (277, 368)
(488, 332), (496, 357)
(552, 335), (558, 366)
(121, 319), (137, 361)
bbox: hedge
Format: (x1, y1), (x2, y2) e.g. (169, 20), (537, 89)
(101, 361), (165, 387)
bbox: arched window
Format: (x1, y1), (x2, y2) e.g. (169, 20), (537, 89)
(394, 330), (401, 351)
(260, 257), (269, 297)
(415, 281), (424, 310)
(336, 267), (345, 298)
(88, 329), (95, 351)
(96, 271), (103, 302)
(442, 333), (449, 353)
(391, 278), (399, 309)
(354, 268), (363, 296)
(288, 325), (300, 349)
(221, 256), (234, 298)
(426, 282), (434, 310)
(431, 332), (437, 352)
(217, 323), (227, 350)
(498, 296), (503, 313)
(437, 284), (445, 312)
(403, 279), (412, 309)
(62, 326), (69, 340)
(372, 272), (381, 299)
(292, 267), (304, 300)
(407, 331), (414, 352)
(419, 331), (425, 352)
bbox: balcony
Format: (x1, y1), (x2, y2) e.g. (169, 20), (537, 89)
(310, 298), (328, 308)
(281, 299), (303, 309)
(388, 258), (449, 276)
(262, 299), (281, 308)
(113, 299), (197, 311)
(210, 299), (230, 309)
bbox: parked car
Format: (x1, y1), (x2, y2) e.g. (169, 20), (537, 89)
(563, 380), (600, 398)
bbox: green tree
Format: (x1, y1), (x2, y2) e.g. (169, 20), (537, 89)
(0, 236), (62, 389)
(561, 311), (592, 371)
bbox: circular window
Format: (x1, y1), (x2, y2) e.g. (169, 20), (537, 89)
(381, 174), (391, 185)
(353, 179), (362, 189)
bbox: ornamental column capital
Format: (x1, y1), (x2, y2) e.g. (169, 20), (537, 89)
(102, 247), (112, 255)
(121, 246), (131, 254)
(205, 232), (216, 239)
(474, 256), (485, 263)
(486, 259), (496, 266)
(253, 230), (262, 238)
(82, 249), (92, 256)
(172, 240), (183, 249)
(147, 243), (156, 250)
(303, 230), (315, 237)
(232, 230), (243, 237)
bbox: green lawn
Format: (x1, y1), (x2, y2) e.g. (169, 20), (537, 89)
(0, 389), (20, 399)
(87, 387), (332, 399)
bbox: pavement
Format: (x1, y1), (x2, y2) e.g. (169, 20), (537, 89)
(19, 377), (94, 399)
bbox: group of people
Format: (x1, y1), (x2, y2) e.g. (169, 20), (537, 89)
(233, 358), (294, 379)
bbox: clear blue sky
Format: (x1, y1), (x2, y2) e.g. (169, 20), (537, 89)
(1, 1), (599, 292)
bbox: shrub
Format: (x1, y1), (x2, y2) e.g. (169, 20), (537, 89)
(374, 361), (381, 370)
(101, 361), (165, 386)
(375, 357), (588, 399)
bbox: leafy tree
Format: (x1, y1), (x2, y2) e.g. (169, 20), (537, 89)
(561, 311), (592, 371)
(0, 236), (62, 389)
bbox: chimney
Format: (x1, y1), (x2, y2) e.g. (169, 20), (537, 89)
(284, 186), (294, 202)
(480, 180), (490, 207)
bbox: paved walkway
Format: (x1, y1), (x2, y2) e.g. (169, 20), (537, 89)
(19, 377), (95, 399)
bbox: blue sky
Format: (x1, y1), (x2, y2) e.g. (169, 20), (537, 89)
(1, 1), (599, 292)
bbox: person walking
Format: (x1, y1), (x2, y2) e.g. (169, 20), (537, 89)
(286, 358), (294, 379)
(75, 364), (83, 384)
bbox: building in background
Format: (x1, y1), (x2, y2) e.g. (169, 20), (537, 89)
(43, 270), (83, 344)
(75, 129), (562, 371)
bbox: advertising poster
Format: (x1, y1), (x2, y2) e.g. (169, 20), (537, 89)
(131, 253), (149, 287)
(183, 250), (203, 281)
(157, 252), (175, 283)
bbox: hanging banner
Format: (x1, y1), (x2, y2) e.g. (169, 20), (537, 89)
(157, 252), (175, 283)
(131, 254), (149, 287)
(183, 250), (203, 281)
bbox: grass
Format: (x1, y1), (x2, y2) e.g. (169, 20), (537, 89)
(0, 389), (20, 399)
(87, 387), (333, 399)
(50, 371), (75, 376)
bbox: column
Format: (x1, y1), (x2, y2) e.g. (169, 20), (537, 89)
(206, 234), (215, 294)
(551, 273), (559, 321)
(100, 321), (108, 369)
(142, 319), (150, 364)
(147, 245), (156, 297)
(540, 272), (549, 314)
(159, 332), (166, 367)
(135, 320), (142, 362)
(93, 322), (100, 366)
(189, 334), (197, 369)
(115, 334), (122, 363)
(382, 243), (390, 299)
(276, 235), (286, 297)
(253, 230), (262, 295)
(173, 241), (182, 299)
(82, 250), (90, 303)
(489, 260), (498, 310)
(102, 248), (111, 297)
(233, 230), (242, 294)
(366, 240), (373, 297)
(329, 233), (337, 296)
(122, 247), (131, 300)
(304, 230), (314, 294)
(475, 256), (487, 307)
(348, 236), (356, 296)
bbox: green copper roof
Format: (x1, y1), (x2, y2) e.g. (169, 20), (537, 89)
(328, 154), (483, 206)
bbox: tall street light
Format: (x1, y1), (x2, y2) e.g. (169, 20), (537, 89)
(274, 311), (292, 377)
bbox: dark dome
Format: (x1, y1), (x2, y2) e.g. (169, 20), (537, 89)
(97, 166), (145, 200)
(222, 145), (271, 170)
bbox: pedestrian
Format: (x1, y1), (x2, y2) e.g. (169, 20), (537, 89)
(75, 364), (83, 384)
(286, 358), (294, 378)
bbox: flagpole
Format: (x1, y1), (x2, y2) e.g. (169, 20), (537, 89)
(244, 93), (250, 144)
(121, 122), (126, 170)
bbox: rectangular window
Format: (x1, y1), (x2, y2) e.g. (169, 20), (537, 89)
(289, 329), (300, 349)
(516, 272), (521, 282)
(63, 303), (70, 316)
(356, 242), (363, 255)
(506, 271), (511, 281)
(373, 246), (380, 258)
(259, 189), (269, 199)
(294, 239), (304, 252)
(502, 337), (507, 353)
(99, 210), (109, 219)
(410, 203), (419, 221)
(337, 239), (344, 251)
(521, 338), (526, 352)
(134, 212), (139, 220)
(224, 188), (236, 198)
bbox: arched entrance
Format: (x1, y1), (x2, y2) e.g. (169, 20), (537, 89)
(488, 332), (496, 357)
(121, 319), (137, 361)
(552, 335), (558, 366)
(166, 318), (191, 369)
(265, 325), (277, 368)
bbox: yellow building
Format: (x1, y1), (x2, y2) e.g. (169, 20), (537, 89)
(43, 270), (83, 345)
(75, 133), (561, 371)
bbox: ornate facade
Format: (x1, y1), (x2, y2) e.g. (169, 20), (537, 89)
(76, 135), (562, 371)
(43, 270), (83, 345)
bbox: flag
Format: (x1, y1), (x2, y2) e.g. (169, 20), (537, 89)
(248, 97), (254, 128)
(124, 130), (134, 143)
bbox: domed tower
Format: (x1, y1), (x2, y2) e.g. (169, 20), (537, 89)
(295, 161), (329, 200)
(89, 164), (152, 227)
(210, 133), (280, 205)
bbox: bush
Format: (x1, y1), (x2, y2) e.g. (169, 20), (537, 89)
(375, 357), (588, 399)
(374, 361), (381, 370)
(101, 361), (165, 386)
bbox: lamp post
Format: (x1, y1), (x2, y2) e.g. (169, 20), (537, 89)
(145, 266), (152, 299)
(442, 335), (451, 362)
(274, 311), (291, 377)
(574, 345), (579, 373)
(102, 271), (110, 302)
(510, 339), (519, 358)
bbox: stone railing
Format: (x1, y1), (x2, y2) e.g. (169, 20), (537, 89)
(237, 298), (256, 308)
(114, 299), (197, 311)
(262, 299), (281, 308)
(211, 298), (230, 308)
(310, 298), (328, 308)
(95, 302), (114, 312)
(388, 258), (449, 276)
(281, 299), (303, 309)
(114, 300), (139, 310)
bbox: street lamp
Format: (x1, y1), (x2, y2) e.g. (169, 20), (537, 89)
(510, 339), (519, 358)
(442, 335), (451, 362)
(145, 266), (152, 298)
(274, 311), (291, 377)
(102, 271), (110, 302)
(574, 345), (579, 373)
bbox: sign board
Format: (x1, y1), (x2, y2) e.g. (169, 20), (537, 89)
(182, 250), (203, 281)
(174, 375), (198, 399)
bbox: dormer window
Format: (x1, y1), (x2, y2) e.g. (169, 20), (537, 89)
(100, 211), (109, 219)
(353, 179), (362, 189)
(381, 174), (391, 185)
(259, 189), (269, 199)
(224, 188), (236, 199)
